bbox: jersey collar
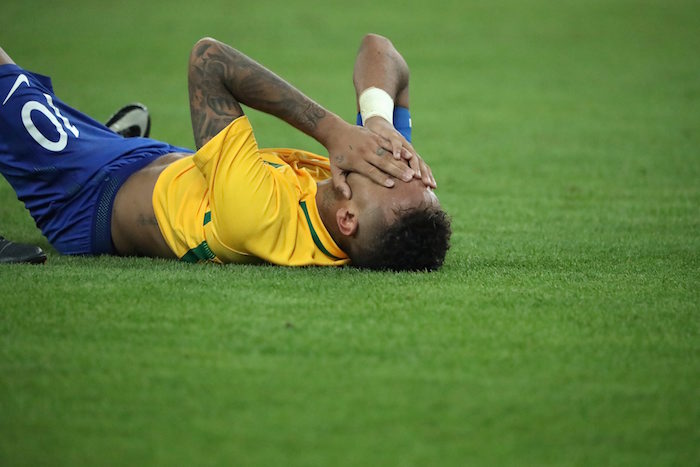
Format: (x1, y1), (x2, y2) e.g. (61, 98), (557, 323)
(299, 200), (348, 261)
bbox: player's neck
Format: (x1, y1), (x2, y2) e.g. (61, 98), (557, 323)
(315, 180), (348, 252)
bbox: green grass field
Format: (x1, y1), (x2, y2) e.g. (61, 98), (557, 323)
(1, 0), (699, 465)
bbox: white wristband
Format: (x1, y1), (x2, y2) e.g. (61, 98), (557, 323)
(359, 87), (394, 125)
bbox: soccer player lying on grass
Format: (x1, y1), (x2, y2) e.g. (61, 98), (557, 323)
(0, 34), (451, 270)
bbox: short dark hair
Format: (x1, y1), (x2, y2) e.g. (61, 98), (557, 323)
(351, 206), (452, 271)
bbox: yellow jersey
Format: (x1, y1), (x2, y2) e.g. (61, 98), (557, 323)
(152, 116), (349, 266)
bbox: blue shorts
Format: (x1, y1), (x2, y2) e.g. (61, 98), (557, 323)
(0, 64), (193, 255)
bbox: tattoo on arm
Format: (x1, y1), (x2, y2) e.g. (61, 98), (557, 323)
(188, 38), (329, 149)
(189, 42), (245, 149)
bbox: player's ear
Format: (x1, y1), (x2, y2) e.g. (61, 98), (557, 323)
(336, 207), (358, 236)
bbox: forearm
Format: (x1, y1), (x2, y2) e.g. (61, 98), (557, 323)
(188, 36), (415, 197)
(351, 34), (435, 188)
(353, 34), (410, 107)
(188, 37), (346, 148)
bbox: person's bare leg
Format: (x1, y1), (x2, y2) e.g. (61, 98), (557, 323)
(0, 46), (47, 264)
(0, 47), (16, 65)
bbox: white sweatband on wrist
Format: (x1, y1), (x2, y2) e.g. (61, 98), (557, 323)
(359, 87), (394, 125)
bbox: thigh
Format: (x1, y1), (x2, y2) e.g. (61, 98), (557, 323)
(0, 64), (120, 200)
(0, 63), (191, 254)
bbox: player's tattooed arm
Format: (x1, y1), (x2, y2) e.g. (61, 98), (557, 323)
(189, 37), (338, 148)
(188, 40), (246, 149)
(188, 37), (413, 197)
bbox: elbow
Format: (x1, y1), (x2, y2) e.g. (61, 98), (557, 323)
(189, 37), (219, 65)
(360, 33), (394, 51)
(359, 33), (409, 81)
(193, 36), (218, 50)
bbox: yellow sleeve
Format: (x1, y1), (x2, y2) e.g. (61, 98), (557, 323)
(192, 116), (296, 261)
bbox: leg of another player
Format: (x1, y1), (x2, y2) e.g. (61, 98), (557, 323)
(0, 48), (46, 264)
(0, 236), (47, 264)
(0, 47), (15, 66)
(105, 104), (151, 138)
(1, 45), (149, 138)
